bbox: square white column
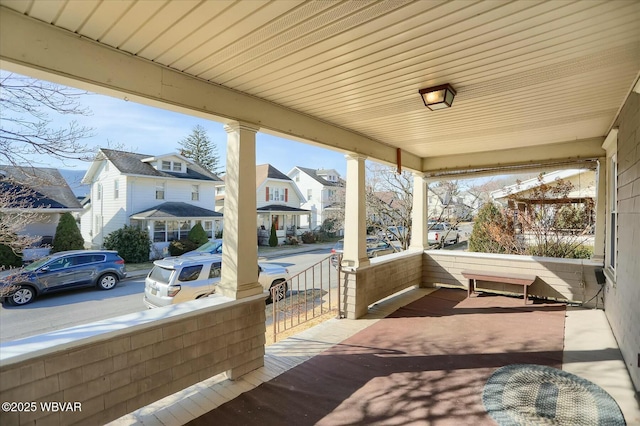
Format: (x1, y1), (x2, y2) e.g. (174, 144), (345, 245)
(342, 154), (369, 268)
(219, 122), (263, 299)
(409, 172), (429, 250)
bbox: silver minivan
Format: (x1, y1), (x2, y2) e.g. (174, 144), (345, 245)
(143, 254), (222, 308)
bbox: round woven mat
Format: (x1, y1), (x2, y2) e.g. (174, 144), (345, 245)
(483, 364), (625, 425)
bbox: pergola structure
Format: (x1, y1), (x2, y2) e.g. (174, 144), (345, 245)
(0, 2), (638, 424)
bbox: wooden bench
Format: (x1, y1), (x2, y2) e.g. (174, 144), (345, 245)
(461, 270), (537, 305)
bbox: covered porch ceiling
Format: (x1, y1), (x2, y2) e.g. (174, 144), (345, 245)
(1, 0), (639, 175)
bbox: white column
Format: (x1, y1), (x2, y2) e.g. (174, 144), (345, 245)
(592, 158), (607, 262)
(342, 154), (369, 268)
(219, 122), (263, 299)
(410, 172), (429, 250)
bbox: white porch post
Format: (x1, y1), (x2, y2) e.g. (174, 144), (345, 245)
(219, 122), (262, 299)
(592, 157), (607, 262)
(342, 154), (369, 269)
(410, 172), (429, 250)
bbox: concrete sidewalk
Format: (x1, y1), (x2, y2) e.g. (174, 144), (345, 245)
(124, 241), (336, 280)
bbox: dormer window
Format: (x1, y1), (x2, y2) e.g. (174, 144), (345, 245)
(159, 160), (184, 172)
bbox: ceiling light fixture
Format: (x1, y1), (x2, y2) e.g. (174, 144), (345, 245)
(419, 84), (456, 110)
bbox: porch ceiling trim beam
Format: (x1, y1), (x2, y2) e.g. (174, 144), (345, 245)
(421, 138), (605, 178)
(0, 9), (421, 172)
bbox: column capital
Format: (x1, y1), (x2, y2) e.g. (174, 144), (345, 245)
(345, 153), (368, 162)
(224, 121), (260, 134)
(412, 171), (427, 180)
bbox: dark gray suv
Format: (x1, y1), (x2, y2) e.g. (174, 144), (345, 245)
(0, 250), (127, 306)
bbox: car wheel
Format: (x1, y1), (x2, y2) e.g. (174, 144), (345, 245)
(9, 286), (36, 306)
(97, 273), (118, 290)
(268, 279), (287, 303)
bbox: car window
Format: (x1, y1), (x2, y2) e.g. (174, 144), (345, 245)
(47, 257), (70, 271)
(432, 224), (445, 230)
(178, 265), (203, 282)
(209, 263), (222, 278)
(24, 255), (53, 271)
(149, 266), (173, 284)
(71, 255), (105, 266)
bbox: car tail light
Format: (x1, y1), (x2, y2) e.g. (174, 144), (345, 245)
(330, 249), (335, 253)
(115, 259), (125, 264)
(167, 285), (181, 297)
(435, 233), (440, 241)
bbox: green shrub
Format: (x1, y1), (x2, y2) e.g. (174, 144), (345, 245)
(51, 212), (84, 253)
(103, 225), (151, 263)
(187, 223), (208, 245)
(168, 239), (199, 256)
(269, 224), (278, 247)
(0, 244), (22, 269)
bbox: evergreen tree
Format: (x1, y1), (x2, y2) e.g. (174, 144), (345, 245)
(178, 125), (222, 174)
(187, 223), (209, 245)
(269, 223), (278, 247)
(51, 212), (84, 253)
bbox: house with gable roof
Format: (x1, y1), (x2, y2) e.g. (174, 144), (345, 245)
(287, 167), (344, 229)
(81, 149), (223, 256)
(0, 165), (83, 260)
(216, 164), (309, 245)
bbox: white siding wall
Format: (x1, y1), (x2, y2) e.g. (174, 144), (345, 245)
(292, 171), (325, 228)
(82, 159), (217, 248)
(604, 91), (640, 392)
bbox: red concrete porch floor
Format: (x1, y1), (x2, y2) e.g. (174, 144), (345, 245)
(110, 287), (640, 425)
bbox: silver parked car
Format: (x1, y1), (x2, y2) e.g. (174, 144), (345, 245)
(143, 253), (290, 308)
(0, 250), (127, 306)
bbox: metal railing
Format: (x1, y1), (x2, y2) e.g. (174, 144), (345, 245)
(270, 254), (341, 342)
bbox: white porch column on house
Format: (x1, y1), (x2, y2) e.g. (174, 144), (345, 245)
(592, 157), (607, 262)
(342, 154), (369, 269)
(409, 172), (429, 250)
(219, 122), (263, 299)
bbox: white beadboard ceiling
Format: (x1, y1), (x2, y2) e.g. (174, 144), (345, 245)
(1, 0), (639, 167)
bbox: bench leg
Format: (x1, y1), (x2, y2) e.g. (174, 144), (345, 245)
(523, 285), (528, 305)
(468, 279), (475, 298)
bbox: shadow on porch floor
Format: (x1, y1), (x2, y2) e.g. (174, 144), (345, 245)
(110, 286), (639, 425)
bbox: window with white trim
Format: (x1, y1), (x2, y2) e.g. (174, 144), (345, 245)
(156, 182), (165, 200)
(114, 179), (119, 199)
(173, 162), (182, 172)
(192, 184), (199, 201)
(608, 154), (618, 272)
(161, 161), (171, 171)
(97, 183), (102, 200)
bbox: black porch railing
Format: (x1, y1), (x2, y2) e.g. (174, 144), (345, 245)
(270, 254), (342, 342)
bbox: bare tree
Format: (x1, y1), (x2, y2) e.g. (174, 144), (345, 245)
(0, 72), (94, 256)
(0, 72), (95, 167)
(0, 184), (43, 251)
(365, 163), (413, 250)
(475, 175), (595, 258)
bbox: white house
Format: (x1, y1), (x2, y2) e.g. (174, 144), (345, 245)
(491, 169), (597, 204)
(287, 167), (344, 229)
(216, 164), (308, 245)
(81, 149), (223, 257)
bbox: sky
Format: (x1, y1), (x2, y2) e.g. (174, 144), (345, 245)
(5, 71), (349, 178)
